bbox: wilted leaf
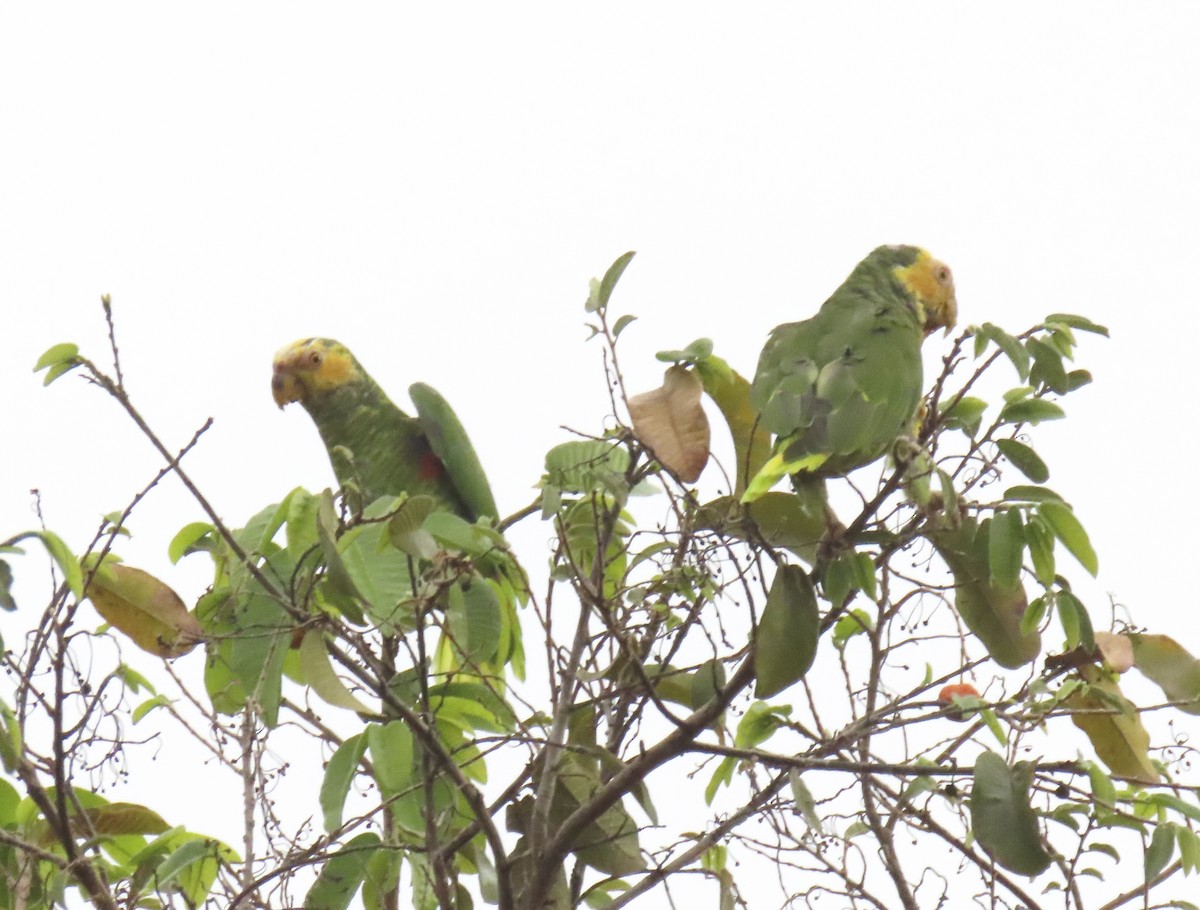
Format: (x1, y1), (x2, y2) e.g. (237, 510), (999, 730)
(1129, 634), (1200, 715)
(755, 565), (819, 698)
(1067, 666), (1160, 783)
(80, 802), (170, 837)
(970, 751), (1052, 875)
(85, 563), (203, 658)
(628, 365), (710, 483)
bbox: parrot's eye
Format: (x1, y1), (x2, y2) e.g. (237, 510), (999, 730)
(309, 351), (323, 367)
(935, 265), (952, 285)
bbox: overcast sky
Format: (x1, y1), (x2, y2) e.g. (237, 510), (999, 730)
(3, 2), (1198, 903)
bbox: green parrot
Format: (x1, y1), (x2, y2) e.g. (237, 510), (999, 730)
(743, 245), (958, 501)
(271, 338), (498, 521)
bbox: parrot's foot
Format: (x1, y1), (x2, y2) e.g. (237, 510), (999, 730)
(816, 506), (852, 565)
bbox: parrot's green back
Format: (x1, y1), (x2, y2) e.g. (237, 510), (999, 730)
(272, 339), (496, 522)
(744, 245), (956, 500)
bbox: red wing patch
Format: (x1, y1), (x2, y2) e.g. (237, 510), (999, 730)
(419, 450), (448, 481)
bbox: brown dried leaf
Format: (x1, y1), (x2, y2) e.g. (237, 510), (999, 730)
(628, 365), (710, 483)
(86, 563), (204, 658)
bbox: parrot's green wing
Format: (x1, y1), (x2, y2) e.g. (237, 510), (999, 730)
(744, 297), (924, 500)
(409, 383), (499, 522)
(743, 245), (956, 503)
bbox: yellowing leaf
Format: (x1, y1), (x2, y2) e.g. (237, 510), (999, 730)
(1129, 633), (1200, 715)
(85, 564), (203, 658)
(1067, 665), (1159, 783)
(80, 802), (170, 836)
(628, 365), (710, 483)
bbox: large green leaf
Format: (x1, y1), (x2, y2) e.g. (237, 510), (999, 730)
(754, 565), (820, 698)
(970, 751), (1052, 875)
(304, 832), (381, 910)
(930, 517), (1041, 669)
(320, 734), (368, 833)
(691, 354), (773, 497)
(1037, 501), (1098, 576)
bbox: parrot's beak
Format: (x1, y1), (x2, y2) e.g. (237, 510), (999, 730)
(271, 365), (304, 408)
(923, 292), (958, 338)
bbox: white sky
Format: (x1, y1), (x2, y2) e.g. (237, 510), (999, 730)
(3, 3), (1199, 905)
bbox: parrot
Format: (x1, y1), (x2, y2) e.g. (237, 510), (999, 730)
(743, 244), (958, 502)
(271, 338), (498, 521)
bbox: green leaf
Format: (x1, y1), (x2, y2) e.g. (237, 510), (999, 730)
(1024, 517), (1057, 585)
(970, 751), (1052, 875)
(929, 517), (1041, 669)
(988, 508), (1024, 591)
(33, 342), (80, 372)
(705, 756), (736, 805)
(299, 633), (374, 715)
(612, 314), (638, 338)
(735, 701), (791, 749)
(0, 559), (14, 611)
(999, 398), (1066, 426)
(832, 608), (873, 649)
(304, 832), (381, 910)
(12, 531), (84, 600)
(587, 251), (636, 313)
(941, 396), (988, 435)
(1004, 485), (1065, 503)
(154, 838), (224, 902)
(1057, 590), (1094, 651)
(789, 770), (823, 833)
(1066, 369), (1093, 392)
(132, 695), (172, 723)
(1178, 826), (1200, 875)
(976, 324), (1031, 380)
(1146, 822), (1176, 881)
(1045, 313), (1109, 336)
(1038, 501), (1099, 575)
(1027, 337), (1069, 394)
(367, 722), (414, 799)
(34, 343), (82, 384)
(996, 439), (1050, 484)
(168, 523), (215, 564)
(754, 564), (820, 698)
(321, 734), (368, 833)
(691, 355), (773, 497)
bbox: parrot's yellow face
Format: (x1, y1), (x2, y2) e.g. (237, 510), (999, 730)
(271, 338), (359, 408)
(894, 250), (958, 336)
